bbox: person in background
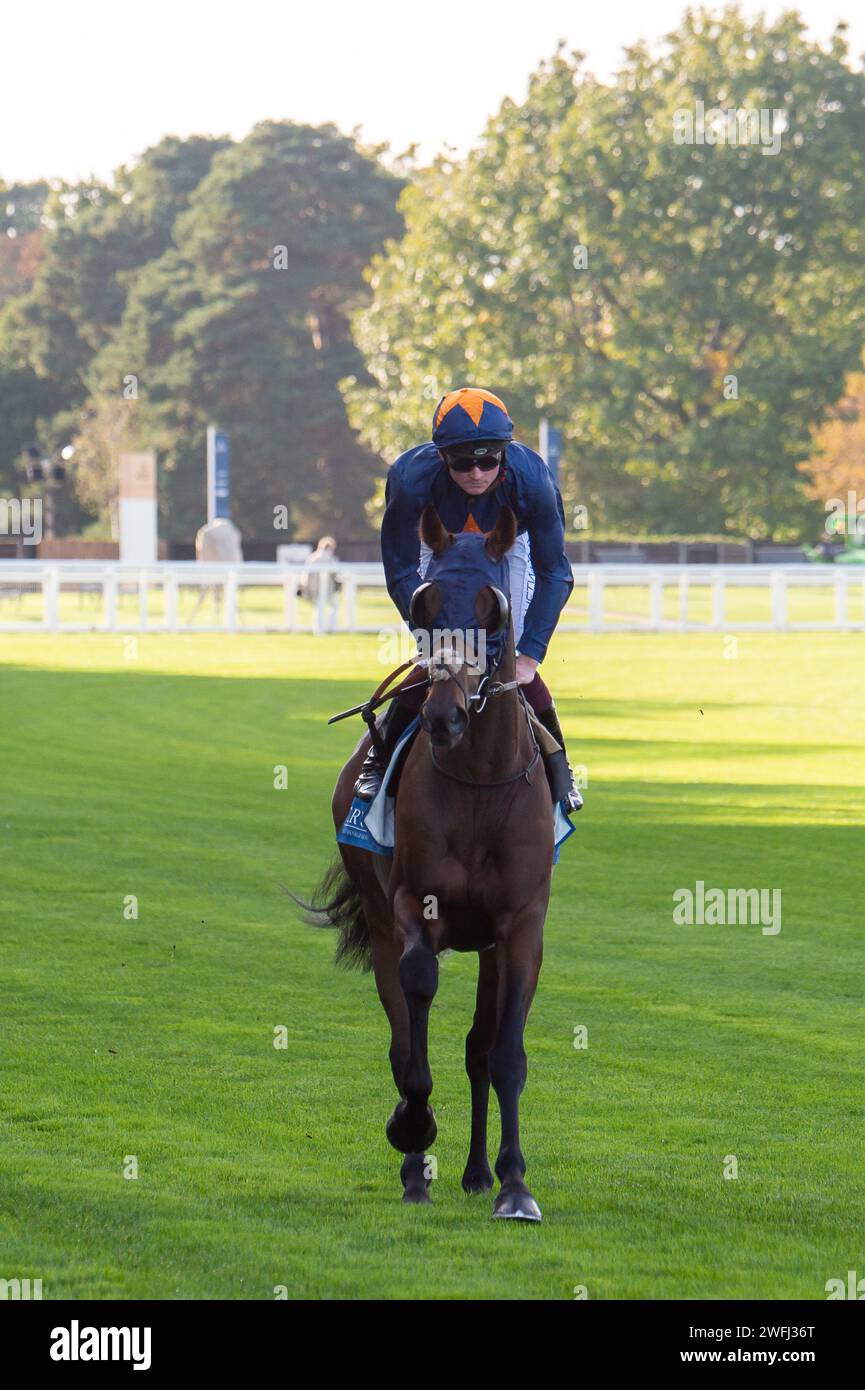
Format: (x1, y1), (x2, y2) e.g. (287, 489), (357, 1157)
(300, 535), (340, 628)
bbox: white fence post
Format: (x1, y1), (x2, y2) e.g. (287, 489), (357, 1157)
(588, 570), (603, 632)
(43, 567), (59, 631)
(711, 573), (725, 630)
(835, 570), (848, 628)
(225, 568), (238, 632)
(770, 569), (788, 630)
(315, 569), (332, 634)
(343, 573), (357, 632)
(283, 577), (296, 630)
(104, 568), (117, 630)
(649, 572), (663, 629)
(165, 570), (178, 632)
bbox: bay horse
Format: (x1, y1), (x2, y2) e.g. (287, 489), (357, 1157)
(305, 504), (554, 1219)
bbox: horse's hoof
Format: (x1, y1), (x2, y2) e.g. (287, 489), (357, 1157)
(386, 1101), (437, 1154)
(402, 1186), (432, 1205)
(492, 1187), (542, 1222)
(462, 1166), (494, 1195)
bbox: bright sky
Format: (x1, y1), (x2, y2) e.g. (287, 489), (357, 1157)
(3, 0), (862, 183)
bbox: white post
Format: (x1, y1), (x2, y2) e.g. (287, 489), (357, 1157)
(283, 575), (296, 630)
(588, 570), (603, 632)
(711, 574), (725, 630)
(315, 569), (331, 634)
(835, 570), (848, 629)
(770, 569), (787, 630)
(679, 571), (688, 631)
(104, 569), (117, 630)
(649, 572), (663, 630)
(225, 568), (238, 632)
(165, 569), (178, 632)
(139, 570), (148, 629)
(343, 573), (357, 632)
(118, 452), (158, 563)
(43, 566), (59, 631)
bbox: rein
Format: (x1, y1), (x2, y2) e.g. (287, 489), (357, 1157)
(430, 735), (540, 788)
(326, 659), (431, 756)
(327, 648), (538, 791)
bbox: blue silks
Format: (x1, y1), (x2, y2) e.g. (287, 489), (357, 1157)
(381, 441), (574, 664)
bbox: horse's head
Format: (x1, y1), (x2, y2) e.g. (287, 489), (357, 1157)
(409, 505), (517, 749)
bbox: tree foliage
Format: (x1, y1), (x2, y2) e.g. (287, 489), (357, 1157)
(0, 125), (402, 540)
(343, 9), (865, 537)
(95, 122), (403, 539)
(799, 352), (865, 507)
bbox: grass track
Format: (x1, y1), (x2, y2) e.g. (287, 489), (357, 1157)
(0, 631), (863, 1299)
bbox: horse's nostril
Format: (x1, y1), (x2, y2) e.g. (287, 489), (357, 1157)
(422, 704), (467, 746)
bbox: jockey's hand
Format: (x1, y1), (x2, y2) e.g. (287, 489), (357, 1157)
(514, 654), (539, 686)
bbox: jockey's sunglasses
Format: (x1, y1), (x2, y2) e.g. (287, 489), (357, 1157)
(443, 447), (505, 473)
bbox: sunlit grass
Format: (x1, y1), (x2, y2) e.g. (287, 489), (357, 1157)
(0, 630), (863, 1298)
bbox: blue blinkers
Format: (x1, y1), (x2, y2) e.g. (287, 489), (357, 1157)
(410, 532), (511, 671)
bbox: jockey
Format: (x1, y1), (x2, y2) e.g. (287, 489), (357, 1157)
(355, 386), (582, 812)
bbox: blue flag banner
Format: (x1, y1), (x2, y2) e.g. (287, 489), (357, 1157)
(206, 425), (231, 521)
(538, 419), (564, 484)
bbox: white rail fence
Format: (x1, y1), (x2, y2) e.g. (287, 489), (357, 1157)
(0, 560), (863, 634)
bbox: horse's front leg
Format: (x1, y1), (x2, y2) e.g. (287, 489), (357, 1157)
(462, 946), (497, 1193)
(371, 933), (432, 1204)
(489, 913), (544, 1221)
(385, 888), (439, 1167)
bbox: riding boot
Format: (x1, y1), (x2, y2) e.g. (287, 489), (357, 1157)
(536, 704), (583, 812)
(354, 699), (417, 801)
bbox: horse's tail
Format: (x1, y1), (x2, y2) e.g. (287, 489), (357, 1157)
(288, 859), (372, 972)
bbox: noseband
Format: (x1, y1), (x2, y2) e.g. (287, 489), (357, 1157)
(425, 652), (540, 788)
(425, 651), (518, 715)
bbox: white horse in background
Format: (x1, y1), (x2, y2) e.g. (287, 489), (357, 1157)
(191, 518), (243, 618)
(195, 518), (243, 563)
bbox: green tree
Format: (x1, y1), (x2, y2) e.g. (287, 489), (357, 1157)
(0, 138), (230, 529)
(92, 121), (403, 540)
(0, 360), (64, 492)
(6, 137), (230, 380)
(343, 9), (865, 537)
(0, 180), (50, 309)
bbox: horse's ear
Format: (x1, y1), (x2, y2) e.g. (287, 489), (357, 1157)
(485, 505), (517, 561)
(420, 505), (453, 556)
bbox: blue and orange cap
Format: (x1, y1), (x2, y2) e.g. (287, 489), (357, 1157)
(431, 387), (513, 450)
